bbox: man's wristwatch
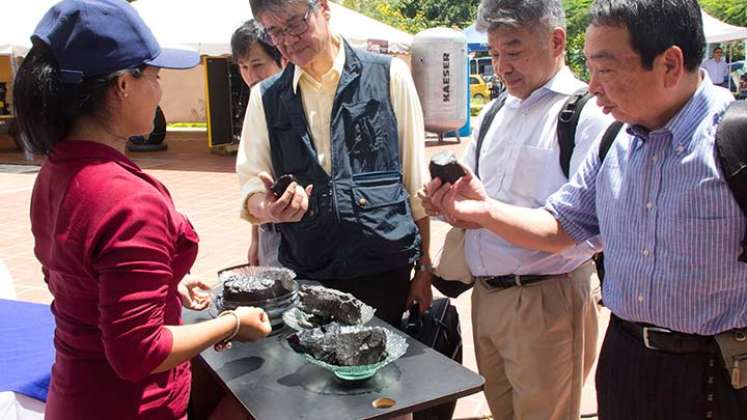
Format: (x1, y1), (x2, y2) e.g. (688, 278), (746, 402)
(415, 261), (434, 273)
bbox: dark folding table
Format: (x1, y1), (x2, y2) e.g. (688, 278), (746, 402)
(184, 309), (484, 419)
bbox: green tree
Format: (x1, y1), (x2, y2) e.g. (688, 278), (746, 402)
(397, 0), (480, 29)
(701, 0), (747, 28)
(340, 0), (428, 33)
(339, 0), (479, 33)
(563, 0), (594, 80)
(701, 0), (747, 61)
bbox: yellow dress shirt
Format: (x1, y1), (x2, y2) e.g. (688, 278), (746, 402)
(236, 36), (428, 223)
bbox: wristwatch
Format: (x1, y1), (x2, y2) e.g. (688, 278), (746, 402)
(415, 261), (434, 273)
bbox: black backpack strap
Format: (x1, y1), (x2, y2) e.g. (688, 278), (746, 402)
(715, 101), (747, 263)
(557, 88), (593, 178)
(474, 92), (507, 179)
(599, 121), (624, 162)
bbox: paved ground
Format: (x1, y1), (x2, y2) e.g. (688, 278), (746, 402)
(0, 131), (608, 419)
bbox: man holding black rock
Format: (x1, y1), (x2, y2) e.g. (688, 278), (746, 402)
(421, 0), (612, 418)
(235, 0), (432, 326)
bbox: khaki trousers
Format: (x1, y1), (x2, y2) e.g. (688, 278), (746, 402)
(471, 261), (600, 420)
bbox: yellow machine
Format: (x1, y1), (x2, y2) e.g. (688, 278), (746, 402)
(203, 56), (250, 154)
(0, 54), (14, 135)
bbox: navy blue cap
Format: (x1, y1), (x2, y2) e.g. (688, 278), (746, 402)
(32, 0), (200, 84)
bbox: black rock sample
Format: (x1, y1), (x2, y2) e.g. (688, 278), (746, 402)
(287, 324), (388, 366)
(335, 326), (387, 366)
(270, 174), (297, 197)
(429, 151), (465, 184)
(288, 324), (336, 362)
(222, 275), (287, 303)
(298, 285), (364, 325)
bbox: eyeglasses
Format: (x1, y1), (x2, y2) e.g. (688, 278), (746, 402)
(263, 4), (314, 45)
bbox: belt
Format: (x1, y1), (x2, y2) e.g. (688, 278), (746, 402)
(475, 273), (560, 289)
(613, 314), (716, 353)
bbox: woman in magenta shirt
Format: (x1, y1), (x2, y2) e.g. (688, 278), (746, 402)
(13, 1), (272, 419)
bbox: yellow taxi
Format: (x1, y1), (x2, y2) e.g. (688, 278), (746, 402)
(469, 74), (491, 100)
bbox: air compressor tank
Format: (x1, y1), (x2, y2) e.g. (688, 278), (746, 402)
(411, 28), (468, 137)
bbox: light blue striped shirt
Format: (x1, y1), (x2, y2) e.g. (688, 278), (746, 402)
(546, 78), (747, 335)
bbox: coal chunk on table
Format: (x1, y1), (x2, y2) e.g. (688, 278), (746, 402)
(429, 151), (465, 185)
(298, 285), (364, 325)
(221, 275), (287, 303)
(287, 324), (388, 366)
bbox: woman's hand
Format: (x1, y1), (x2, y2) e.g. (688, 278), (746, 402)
(233, 306), (272, 342)
(178, 278), (211, 311)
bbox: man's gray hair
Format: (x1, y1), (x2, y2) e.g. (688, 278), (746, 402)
(249, 0), (318, 17)
(475, 0), (566, 33)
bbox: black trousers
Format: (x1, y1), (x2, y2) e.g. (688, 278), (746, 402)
(596, 316), (747, 419)
(317, 265), (412, 328)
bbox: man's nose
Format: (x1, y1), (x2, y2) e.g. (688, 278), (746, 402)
(587, 71), (603, 97)
(494, 57), (512, 77)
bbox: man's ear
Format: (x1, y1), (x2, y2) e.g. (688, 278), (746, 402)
(661, 45), (685, 88)
(318, 0), (331, 20)
(551, 27), (566, 58)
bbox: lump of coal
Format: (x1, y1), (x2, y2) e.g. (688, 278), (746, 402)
(295, 311), (333, 330)
(288, 324), (388, 366)
(429, 151), (465, 185)
(270, 174), (297, 197)
(222, 275), (287, 303)
(298, 285), (364, 325)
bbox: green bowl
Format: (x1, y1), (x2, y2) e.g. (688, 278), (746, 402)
(302, 329), (408, 381)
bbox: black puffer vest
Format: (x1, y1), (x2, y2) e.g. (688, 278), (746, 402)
(260, 40), (421, 280)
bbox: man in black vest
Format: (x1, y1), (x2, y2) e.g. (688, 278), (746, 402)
(236, 0), (433, 326)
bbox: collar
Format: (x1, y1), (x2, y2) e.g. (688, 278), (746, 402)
(627, 71), (718, 150)
(292, 34), (345, 94)
(505, 66), (584, 108)
(50, 139), (140, 172)
(542, 66), (586, 96)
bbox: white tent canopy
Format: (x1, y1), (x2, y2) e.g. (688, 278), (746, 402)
(328, 2), (413, 54)
(703, 11), (747, 44)
(131, 0), (251, 57)
(2, 3), (743, 57)
(0, 1), (58, 57)
(0, 0), (413, 57)
(131, 0), (413, 55)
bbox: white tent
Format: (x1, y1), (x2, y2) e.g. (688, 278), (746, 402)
(328, 2), (413, 54)
(0, 0), (413, 57)
(0, 1), (58, 57)
(131, 0), (412, 55)
(4, 3), (745, 57)
(703, 11), (747, 44)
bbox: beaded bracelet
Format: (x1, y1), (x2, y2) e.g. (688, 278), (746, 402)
(214, 310), (241, 352)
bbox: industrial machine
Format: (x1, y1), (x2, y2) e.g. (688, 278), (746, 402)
(203, 56), (250, 154)
(0, 54), (15, 136)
